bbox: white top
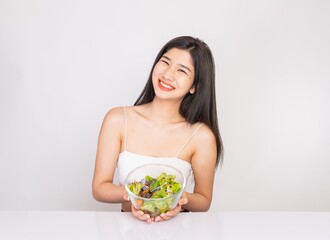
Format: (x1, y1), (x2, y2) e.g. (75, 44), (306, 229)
(116, 107), (204, 193)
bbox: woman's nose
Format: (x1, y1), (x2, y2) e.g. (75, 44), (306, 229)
(163, 67), (175, 81)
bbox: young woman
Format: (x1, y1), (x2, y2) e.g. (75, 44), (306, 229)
(92, 36), (223, 223)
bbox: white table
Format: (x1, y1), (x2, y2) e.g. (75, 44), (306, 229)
(1, 211), (329, 240)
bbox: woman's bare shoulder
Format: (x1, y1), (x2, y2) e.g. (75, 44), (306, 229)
(190, 123), (217, 167)
(103, 106), (127, 126)
(193, 123), (216, 144)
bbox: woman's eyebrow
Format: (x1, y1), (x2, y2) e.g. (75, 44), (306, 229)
(162, 55), (192, 73)
(162, 55), (171, 61)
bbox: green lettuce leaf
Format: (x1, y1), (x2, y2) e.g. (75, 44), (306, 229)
(129, 181), (143, 195)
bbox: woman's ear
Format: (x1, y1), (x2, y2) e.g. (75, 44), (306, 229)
(189, 86), (195, 94)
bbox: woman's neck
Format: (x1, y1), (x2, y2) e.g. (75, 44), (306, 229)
(146, 98), (185, 124)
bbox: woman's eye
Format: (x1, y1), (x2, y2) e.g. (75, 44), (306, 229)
(178, 69), (187, 75)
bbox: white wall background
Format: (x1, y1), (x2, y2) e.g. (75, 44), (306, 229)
(1, 0), (329, 212)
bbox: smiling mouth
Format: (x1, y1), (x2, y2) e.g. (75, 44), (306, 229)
(158, 80), (175, 90)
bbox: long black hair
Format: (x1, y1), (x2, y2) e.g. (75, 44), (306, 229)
(134, 36), (223, 167)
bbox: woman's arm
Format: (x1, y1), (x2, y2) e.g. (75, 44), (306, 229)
(157, 125), (217, 221)
(184, 124), (217, 211)
(92, 107), (128, 203)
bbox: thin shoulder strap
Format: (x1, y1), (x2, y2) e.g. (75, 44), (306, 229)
(175, 123), (204, 158)
(123, 107), (127, 151)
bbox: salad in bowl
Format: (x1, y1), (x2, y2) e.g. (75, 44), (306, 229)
(124, 163), (186, 217)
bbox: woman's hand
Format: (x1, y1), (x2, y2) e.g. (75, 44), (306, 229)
(129, 192), (188, 223)
(131, 205), (155, 223)
(154, 192), (188, 222)
(125, 193), (154, 223)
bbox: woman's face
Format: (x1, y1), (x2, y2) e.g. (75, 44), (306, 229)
(152, 48), (195, 101)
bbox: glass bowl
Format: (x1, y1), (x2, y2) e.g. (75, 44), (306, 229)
(124, 163), (186, 217)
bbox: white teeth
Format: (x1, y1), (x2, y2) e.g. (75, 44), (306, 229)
(160, 81), (173, 89)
